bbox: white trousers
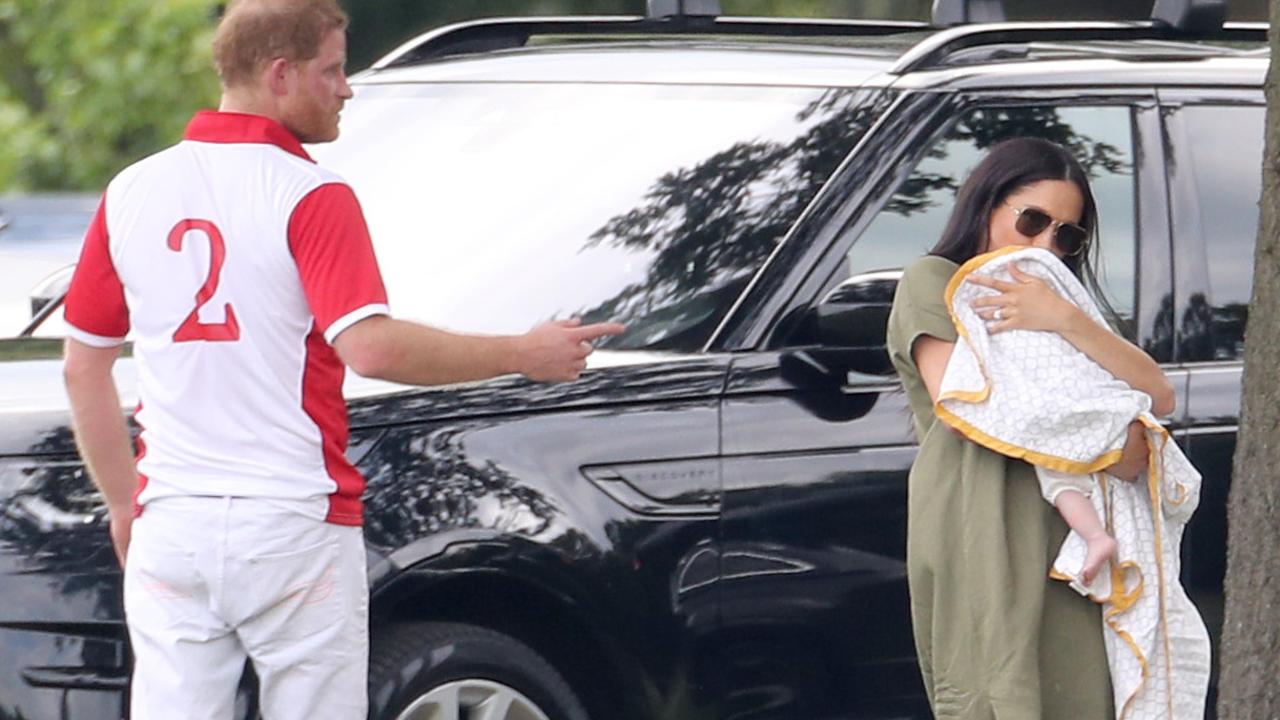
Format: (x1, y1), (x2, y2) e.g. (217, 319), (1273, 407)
(123, 496), (368, 720)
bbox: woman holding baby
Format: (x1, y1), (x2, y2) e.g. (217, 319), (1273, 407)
(885, 136), (1208, 720)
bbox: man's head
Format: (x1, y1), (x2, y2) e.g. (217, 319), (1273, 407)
(213, 0), (352, 143)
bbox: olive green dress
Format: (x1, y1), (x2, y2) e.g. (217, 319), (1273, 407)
(886, 255), (1114, 720)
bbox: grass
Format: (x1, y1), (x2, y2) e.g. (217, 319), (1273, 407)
(0, 339), (131, 361)
(0, 338), (65, 361)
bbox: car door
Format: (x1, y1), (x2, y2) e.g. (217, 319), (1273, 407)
(716, 90), (1172, 720)
(1158, 90), (1265, 694)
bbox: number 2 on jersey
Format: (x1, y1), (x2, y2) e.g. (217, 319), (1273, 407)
(168, 219), (240, 342)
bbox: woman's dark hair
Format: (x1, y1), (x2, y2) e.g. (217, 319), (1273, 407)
(930, 136), (1121, 327)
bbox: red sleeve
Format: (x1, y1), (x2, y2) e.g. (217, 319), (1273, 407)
(64, 196), (130, 344)
(288, 183), (389, 342)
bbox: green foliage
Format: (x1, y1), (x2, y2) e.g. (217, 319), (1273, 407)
(0, 0), (221, 191)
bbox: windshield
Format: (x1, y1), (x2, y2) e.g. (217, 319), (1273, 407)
(311, 81), (890, 351)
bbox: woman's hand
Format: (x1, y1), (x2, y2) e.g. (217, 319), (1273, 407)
(966, 263), (1080, 334)
(967, 262), (1176, 416)
(1106, 421), (1149, 481)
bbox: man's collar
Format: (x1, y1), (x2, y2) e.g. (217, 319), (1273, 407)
(183, 111), (314, 162)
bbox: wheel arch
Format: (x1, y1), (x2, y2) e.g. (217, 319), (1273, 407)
(370, 546), (651, 720)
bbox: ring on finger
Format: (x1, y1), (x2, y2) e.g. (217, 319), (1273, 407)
(993, 307), (1003, 321)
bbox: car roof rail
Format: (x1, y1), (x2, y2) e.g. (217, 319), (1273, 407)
(930, 0), (1239, 34)
(889, 17), (1266, 74)
(369, 1), (1265, 73)
(369, 15), (931, 70)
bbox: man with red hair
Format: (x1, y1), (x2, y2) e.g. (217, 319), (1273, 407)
(61, 1), (622, 717)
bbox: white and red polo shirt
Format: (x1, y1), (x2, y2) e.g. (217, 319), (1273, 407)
(64, 110), (389, 526)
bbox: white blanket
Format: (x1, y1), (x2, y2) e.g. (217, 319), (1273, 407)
(935, 246), (1211, 720)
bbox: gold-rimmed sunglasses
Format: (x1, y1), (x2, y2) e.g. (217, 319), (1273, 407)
(1009, 205), (1089, 257)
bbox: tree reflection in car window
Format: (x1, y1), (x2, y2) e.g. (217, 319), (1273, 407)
(839, 105), (1137, 336)
(314, 84), (893, 354)
(580, 88), (896, 351)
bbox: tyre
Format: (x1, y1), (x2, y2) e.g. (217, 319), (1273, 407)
(368, 622), (591, 720)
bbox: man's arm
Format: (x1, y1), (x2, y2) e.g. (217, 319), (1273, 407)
(63, 339), (136, 567)
(333, 316), (626, 386)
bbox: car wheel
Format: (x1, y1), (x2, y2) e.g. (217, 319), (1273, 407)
(369, 622), (590, 720)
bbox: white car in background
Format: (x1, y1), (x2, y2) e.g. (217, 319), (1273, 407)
(0, 194), (95, 337)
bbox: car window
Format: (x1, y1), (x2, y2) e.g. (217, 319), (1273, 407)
(312, 83), (893, 353)
(1176, 105), (1264, 362)
(831, 104), (1138, 335)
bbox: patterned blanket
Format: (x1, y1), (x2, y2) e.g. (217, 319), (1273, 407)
(935, 246), (1211, 720)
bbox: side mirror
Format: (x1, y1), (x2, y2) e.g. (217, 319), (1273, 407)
(809, 270), (900, 350)
(795, 269), (901, 376)
(780, 270), (902, 387)
(30, 264), (75, 319)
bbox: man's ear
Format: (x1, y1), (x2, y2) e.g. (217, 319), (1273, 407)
(264, 57), (293, 97)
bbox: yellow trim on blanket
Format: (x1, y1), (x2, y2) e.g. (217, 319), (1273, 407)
(942, 245), (1027, 310)
(936, 386), (990, 404)
(1114, 621), (1152, 720)
(1104, 420), (1175, 720)
(934, 403), (1124, 474)
(935, 247), (1026, 405)
(1098, 475), (1145, 613)
(1107, 561), (1144, 613)
(1139, 415), (1177, 720)
(1099, 475), (1151, 720)
(1145, 419), (1191, 507)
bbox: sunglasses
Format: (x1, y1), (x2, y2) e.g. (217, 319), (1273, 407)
(1009, 205), (1089, 257)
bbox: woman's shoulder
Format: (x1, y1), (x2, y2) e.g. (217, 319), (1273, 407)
(889, 254), (961, 350)
(902, 254), (960, 282)
(897, 254), (960, 302)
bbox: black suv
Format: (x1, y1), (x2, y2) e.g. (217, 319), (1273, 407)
(0, 2), (1266, 718)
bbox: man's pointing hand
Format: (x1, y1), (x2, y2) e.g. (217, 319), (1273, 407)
(517, 318), (627, 382)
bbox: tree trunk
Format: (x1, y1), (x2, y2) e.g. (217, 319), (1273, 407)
(1216, 2), (1280, 718)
